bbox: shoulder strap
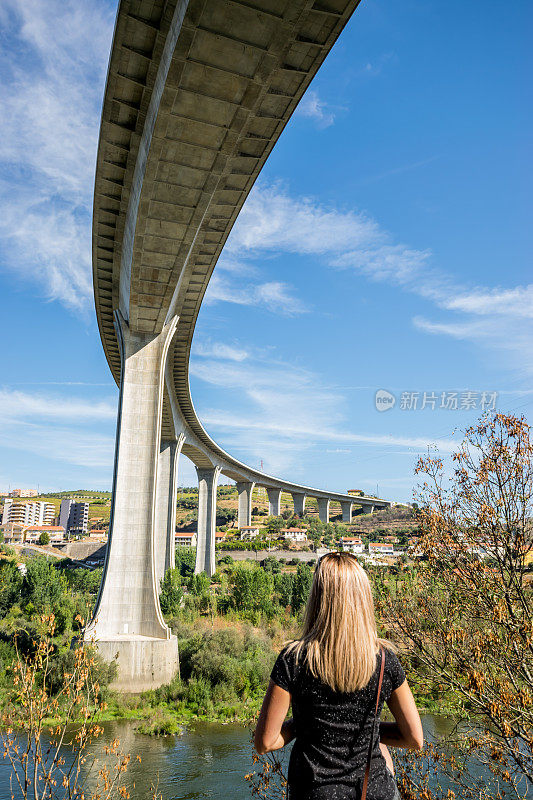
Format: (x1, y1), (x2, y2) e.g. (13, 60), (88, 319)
(361, 646), (385, 800)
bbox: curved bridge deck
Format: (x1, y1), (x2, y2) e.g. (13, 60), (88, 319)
(88, 0), (390, 690)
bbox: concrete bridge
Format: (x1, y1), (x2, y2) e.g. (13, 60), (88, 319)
(87, 0), (390, 690)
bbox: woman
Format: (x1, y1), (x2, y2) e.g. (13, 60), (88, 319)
(254, 552), (423, 800)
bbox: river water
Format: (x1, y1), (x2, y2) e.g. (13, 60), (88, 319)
(0, 715), (497, 799)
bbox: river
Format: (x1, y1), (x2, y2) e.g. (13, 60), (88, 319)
(0, 715), (507, 799)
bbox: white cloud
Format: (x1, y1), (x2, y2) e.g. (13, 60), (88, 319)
(0, 388), (116, 471)
(296, 90), (338, 128)
(205, 274), (308, 316)
(192, 342), (249, 362)
(0, 389), (116, 422)
(0, 421), (114, 470)
(227, 183), (382, 256)
(442, 286), (533, 318)
(191, 347), (456, 482)
(223, 182), (532, 375)
(0, 0), (114, 310)
(413, 315), (533, 376)
(254, 281), (308, 315)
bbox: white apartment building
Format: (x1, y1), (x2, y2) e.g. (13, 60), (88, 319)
(0, 522), (26, 544)
(341, 536), (365, 554)
(24, 526), (66, 545)
(281, 528), (308, 543)
(9, 489), (38, 498)
(175, 532), (197, 547)
(2, 499), (55, 526)
(368, 542), (395, 557)
(240, 525), (261, 540)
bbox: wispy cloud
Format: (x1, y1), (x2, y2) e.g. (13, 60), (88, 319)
(191, 344), (456, 477)
(357, 52), (394, 78)
(205, 274), (308, 316)
(442, 286), (533, 319)
(222, 182), (532, 375)
(0, 0), (114, 311)
(295, 90), (340, 128)
(0, 422), (114, 470)
(0, 389), (116, 422)
(192, 341), (250, 362)
(0, 388), (116, 472)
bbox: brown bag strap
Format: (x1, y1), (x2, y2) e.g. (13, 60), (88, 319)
(361, 646), (385, 800)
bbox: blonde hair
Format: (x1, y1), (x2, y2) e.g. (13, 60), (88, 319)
(290, 551), (390, 692)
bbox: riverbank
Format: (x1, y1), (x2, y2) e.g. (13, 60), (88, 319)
(95, 612), (464, 733)
(0, 716), (458, 800)
(0, 550), (465, 736)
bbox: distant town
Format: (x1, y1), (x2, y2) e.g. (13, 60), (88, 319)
(0, 486), (421, 570)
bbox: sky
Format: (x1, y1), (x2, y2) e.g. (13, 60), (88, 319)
(0, 0), (531, 501)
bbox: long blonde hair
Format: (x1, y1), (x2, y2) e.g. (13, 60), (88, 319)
(290, 551), (390, 692)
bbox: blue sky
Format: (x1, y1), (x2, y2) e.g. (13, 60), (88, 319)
(0, 0), (531, 501)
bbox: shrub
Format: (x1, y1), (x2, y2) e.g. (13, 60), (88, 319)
(274, 573), (294, 608)
(136, 709), (181, 736)
(174, 547), (196, 579)
(229, 566), (275, 617)
(291, 563), (313, 613)
(159, 568), (183, 616)
(0, 560), (23, 618)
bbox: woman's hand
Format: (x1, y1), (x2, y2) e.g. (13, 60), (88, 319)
(254, 680), (293, 754)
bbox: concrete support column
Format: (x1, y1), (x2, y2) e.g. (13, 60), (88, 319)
(195, 466), (221, 577)
(341, 501), (353, 523)
(267, 487), (282, 517)
(292, 492), (306, 517)
(236, 481), (255, 528)
(317, 498), (330, 524)
(85, 312), (179, 691)
(154, 436), (183, 587)
(366, 505), (375, 515)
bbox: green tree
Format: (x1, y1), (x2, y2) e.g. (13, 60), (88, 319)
(175, 546), (196, 579)
(291, 563), (313, 613)
(229, 566), (274, 615)
(274, 572), (294, 607)
(262, 556), (281, 574)
(159, 568), (183, 616)
(189, 572), (210, 596)
(0, 560), (23, 618)
(265, 516), (284, 536)
(38, 531), (50, 546)
(21, 557), (65, 611)
(217, 507), (237, 524)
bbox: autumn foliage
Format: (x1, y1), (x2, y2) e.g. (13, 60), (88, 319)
(381, 413), (533, 798)
(0, 616), (159, 800)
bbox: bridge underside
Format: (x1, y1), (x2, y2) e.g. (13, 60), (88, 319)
(87, 0), (390, 690)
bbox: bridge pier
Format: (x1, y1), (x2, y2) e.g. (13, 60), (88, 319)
(292, 492), (306, 518)
(85, 312), (179, 692)
(317, 498), (330, 524)
(237, 481), (255, 528)
(341, 501), (353, 523)
(267, 487), (282, 517)
(154, 437), (182, 587)
(195, 466), (221, 577)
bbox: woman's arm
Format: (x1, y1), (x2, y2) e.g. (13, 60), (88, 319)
(254, 680), (294, 755)
(380, 680), (424, 750)
(379, 743), (395, 773)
